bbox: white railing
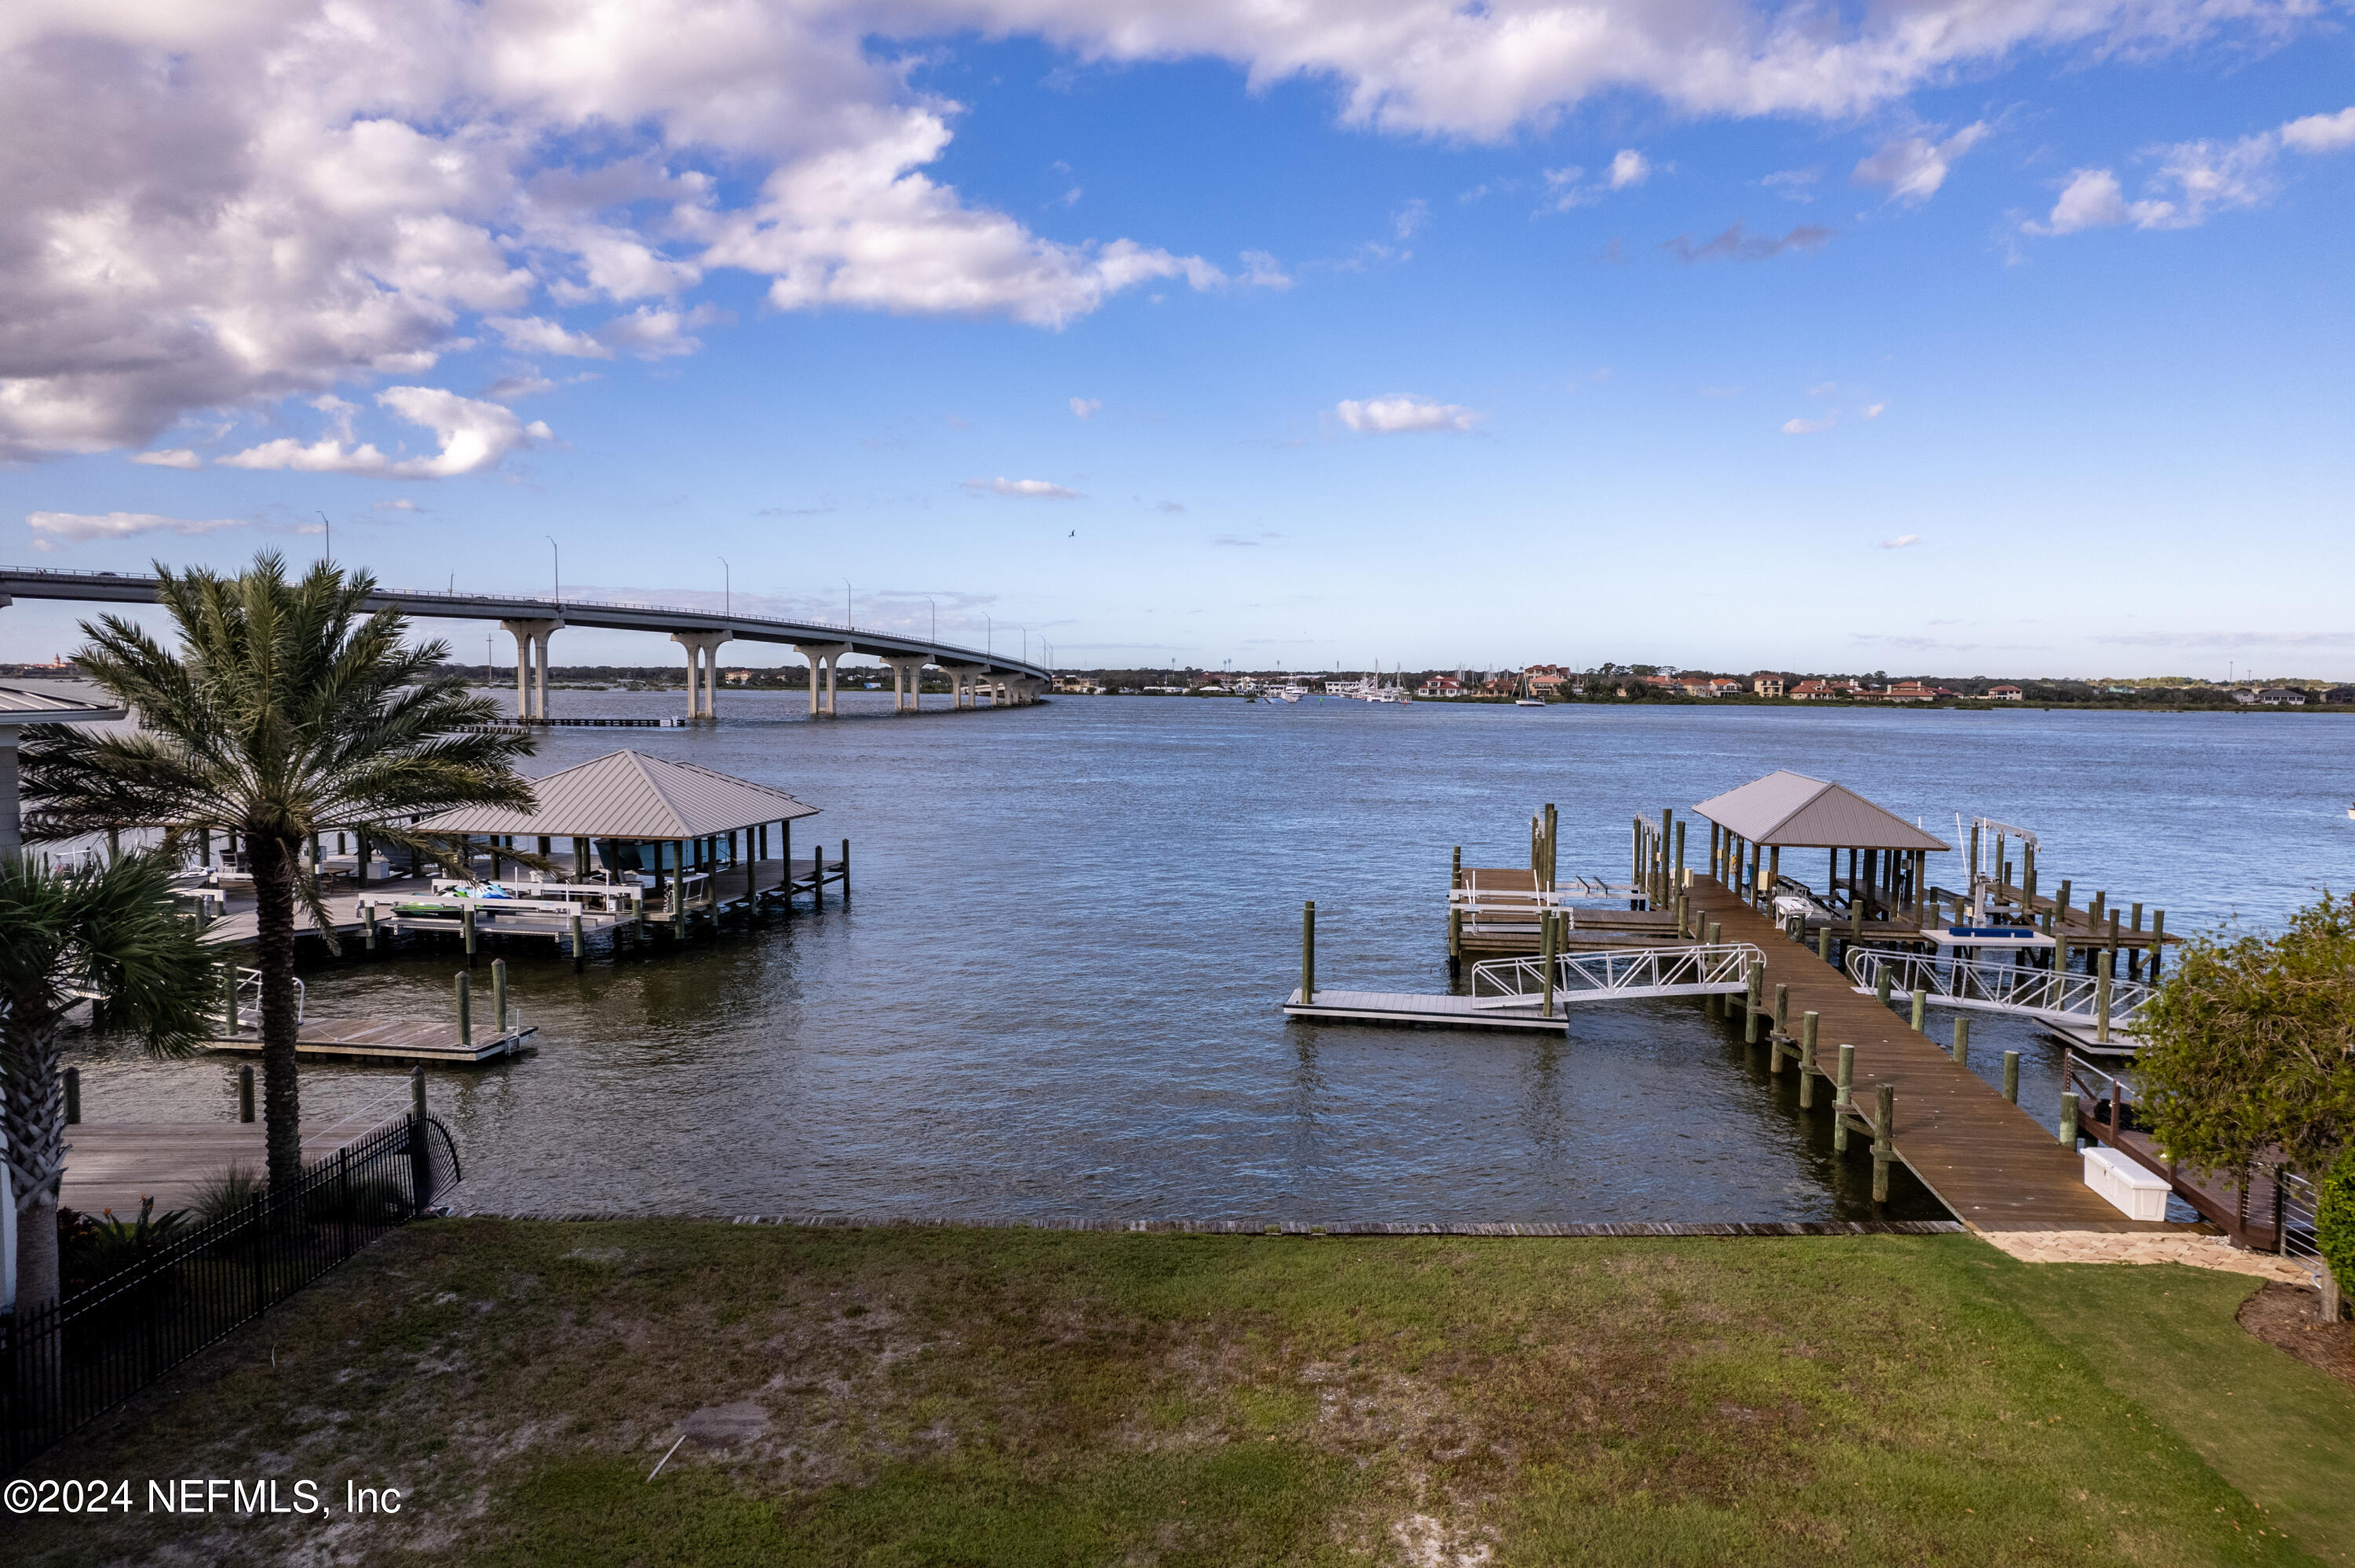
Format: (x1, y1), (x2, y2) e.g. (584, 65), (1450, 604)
(1846, 949), (2152, 1028)
(233, 967), (303, 1029)
(1469, 943), (1764, 1010)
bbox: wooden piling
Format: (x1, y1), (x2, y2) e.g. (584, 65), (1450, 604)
(1952, 1016), (1970, 1070)
(840, 838), (851, 901)
(2151, 910), (2165, 975)
(2090, 950), (2112, 1044)
(2060, 1091), (2079, 1147)
(1910, 986), (1926, 1033)
(571, 911), (586, 972)
(1876, 967), (1893, 1008)
(1871, 1085), (1895, 1203)
(363, 902), (378, 952)
(223, 968), (239, 1036)
(492, 957), (509, 1035)
(1817, 925), (1832, 965)
(455, 971), (473, 1048)
(1798, 1012), (1819, 1107)
(462, 902), (477, 968)
(63, 1067), (79, 1125)
(2002, 1049), (2020, 1103)
(1833, 1044), (1855, 1153)
(1744, 961), (1762, 1044)
(239, 1065), (255, 1123)
(1302, 900), (1316, 1002)
(1773, 982), (1789, 1037)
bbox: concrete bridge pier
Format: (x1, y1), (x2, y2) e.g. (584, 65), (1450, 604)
(882, 654), (929, 713)
(670, 630), (729, 720)
(795, 642), (852, 717)
(499, 618), (564, 720)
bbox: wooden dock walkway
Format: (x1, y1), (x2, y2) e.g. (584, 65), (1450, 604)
(62, 1117), (398, 1217)
(201, 1017), (537, 1065)
(1283, 988), (1573, 1031)
(1683, 876), (2171, 1233)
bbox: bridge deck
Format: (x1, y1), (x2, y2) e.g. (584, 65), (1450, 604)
(1685, 876), (2173, 1233)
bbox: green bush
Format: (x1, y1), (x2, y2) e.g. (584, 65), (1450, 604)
(2318, 1146), (2355, 1310)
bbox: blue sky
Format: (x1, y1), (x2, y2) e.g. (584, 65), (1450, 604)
(2, 4), (2350, 677)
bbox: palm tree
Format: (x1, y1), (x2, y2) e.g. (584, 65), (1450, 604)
(2, 851), (217, 1312)
(20, 553), (535, 1189)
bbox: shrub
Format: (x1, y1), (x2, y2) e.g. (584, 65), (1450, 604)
(188, 1161), (265, 1223)
(2317, 1146), (2355, 1311)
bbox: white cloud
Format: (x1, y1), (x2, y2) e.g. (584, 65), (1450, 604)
(2280, 107), (2355, 154)
(374, 498), (422, 512)
(1852, 122), (1989, 202)
(963, 476), (1080, 498)
(1808, 381), (1837, 396)
(131, 448), (203, 469)
(1392, 199), (1429, 239)
(1238, 250), (1293, 289)
(1781, 415), (1835, 435)
(1861, 401), (1888, 419)
(27, 510), (246, 545)
(0, 4), (2326, 461)
(218, 388), (551, 479)
(1069, 397), (1101, 419)
(1762, 167), (1820, 199)
(2030, 105), (2355, 236)
(1608, 149), (1652, 189)
(1336, 395), (1484, 434)
(488, 316), (615, 359)
(1878, 533), (1921, 549)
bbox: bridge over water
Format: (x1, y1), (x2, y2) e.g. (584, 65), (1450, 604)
(0, 565), (1050, 720)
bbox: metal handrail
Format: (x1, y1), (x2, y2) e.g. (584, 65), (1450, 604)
(1846, 948), (2151, 1027)
(1470, 943), (1764, 1009)
(233, 967), (303, 1027)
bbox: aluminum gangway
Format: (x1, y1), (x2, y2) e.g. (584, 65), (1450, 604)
(1845, 948), (2152, 1030)
(1470, 943), (1765, 1010)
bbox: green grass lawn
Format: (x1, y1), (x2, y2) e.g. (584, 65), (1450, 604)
(15, 1222), (2350, 1566)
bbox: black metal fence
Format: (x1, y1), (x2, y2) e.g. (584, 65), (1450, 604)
(2, 1114), (461, 1471)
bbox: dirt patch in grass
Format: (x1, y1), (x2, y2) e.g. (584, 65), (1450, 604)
(2237, 1281), (2355, 1391)
(10, 1223), (2335, 1566)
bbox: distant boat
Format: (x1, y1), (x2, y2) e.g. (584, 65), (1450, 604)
(1515, 697), (1545, 708)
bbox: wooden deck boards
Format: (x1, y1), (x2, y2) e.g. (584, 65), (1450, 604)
(1684, 876), (2173, 1234)
(1283, 988), (1573, 1031)
(62, 1118), (395, 1217)
(202, 1017), (537, 1064)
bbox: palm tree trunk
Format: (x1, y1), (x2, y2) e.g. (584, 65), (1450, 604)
(250, 831), (305, 1190)
(2, 1011), (67, 1314)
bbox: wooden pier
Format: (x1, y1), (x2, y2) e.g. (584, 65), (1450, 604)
(1681, 876), (2171, 1232)
(61, 1116), (402, 1217)
(201, 1016), (536, 1065)
(1283, 987), (1575, 1031)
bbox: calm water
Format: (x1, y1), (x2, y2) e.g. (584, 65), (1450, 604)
(71, 696), (2355, 1225)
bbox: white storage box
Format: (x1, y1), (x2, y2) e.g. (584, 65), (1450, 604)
(2081, 1145), (2171, 1221)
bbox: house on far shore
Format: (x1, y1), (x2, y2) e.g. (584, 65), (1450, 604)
(2258, 687), (2307, 706)
(1418, 675), (1463, 698)
(2323, 686), (2355, 704)
(1752, 674), (1785, 698)
(1790, 680), (1854, 701)
(1882, 681), (1936, 702)
(1985, 684), (2024, 701)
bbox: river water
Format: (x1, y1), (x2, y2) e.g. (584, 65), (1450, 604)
(68, 695), (2355, 1226)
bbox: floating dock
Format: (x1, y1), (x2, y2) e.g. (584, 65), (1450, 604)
(201, 1017), (537, 1065)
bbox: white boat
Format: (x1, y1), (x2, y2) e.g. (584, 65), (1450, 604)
(1515, 698), (1544, 707)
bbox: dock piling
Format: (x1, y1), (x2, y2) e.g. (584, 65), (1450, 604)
(2060, 1090), (2079, 1147)
(2151, 910), (2166, 976)
(1816, 925), (1832, 965)
(238, 1065), (254, 1122)
(571, 911), (585, 972)
(1798, 1012), (1819, 1107)
(1744, 961), (1762, 1044)
(1773, 982), (1789, 1038)
(363, 903), (378, 952)
(492, 957), (509, 1036)
(63, 1067), (79, 1125)
(1953, 1016), (1970, 1070)
(1910, 986), (1926, 1034)
(455, 971), (473, 1048)
(2095, 950), (2113, 1044)
(1875, 967), (1893, 1008)
(462, 902), (477, 968)
(222, 968), (239, 1037)
(2002, 1049), (2020, 1104)
(1302, 901), (1316, 1003)
(1833, 1044), (1855, 1153)
(1871, 1085), (1895, 1203)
